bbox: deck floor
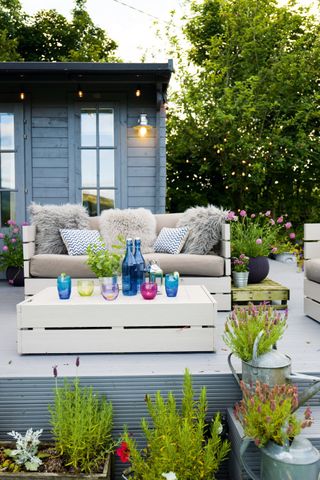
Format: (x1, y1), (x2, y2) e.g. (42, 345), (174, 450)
(0, 260), (319, 378)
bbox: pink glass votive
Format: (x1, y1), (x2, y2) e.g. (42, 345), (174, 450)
(140, 282), (157, 300)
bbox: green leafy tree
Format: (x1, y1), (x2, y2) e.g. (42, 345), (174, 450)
(0, 0), (118, 62)
(167, 0), (320, 223)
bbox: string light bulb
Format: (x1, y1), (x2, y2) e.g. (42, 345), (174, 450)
(78, 88), (84, 98)
(135, 87), (141, 97)
(19, 91), (25, 100)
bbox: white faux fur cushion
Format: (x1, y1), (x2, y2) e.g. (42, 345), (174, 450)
(28, 203), (90, 255)
(177, 205), (228, 255)
(99, 208), (156, 254)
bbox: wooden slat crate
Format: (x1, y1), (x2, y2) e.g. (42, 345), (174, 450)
(232, 279), (290, 309)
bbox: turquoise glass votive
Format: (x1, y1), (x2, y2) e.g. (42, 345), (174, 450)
(165, 273), (179, 297)
(57, 274), (71, 300)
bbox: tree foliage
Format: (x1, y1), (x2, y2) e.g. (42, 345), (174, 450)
(0, 0), (118, 62)
(167, 0), (320, 223)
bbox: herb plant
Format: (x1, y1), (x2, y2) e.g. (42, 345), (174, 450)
(223, 304), (287, 362)
(86, 236), (124, 278)
(6, 428), (43, 472)
(49, 378), (113, 473)
(0, 220), (23, 270)
(117, 369), (230, 480)
(234, 381), (313, 447)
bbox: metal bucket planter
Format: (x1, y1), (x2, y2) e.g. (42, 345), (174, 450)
(248, 256), (269, 283)
(240, 436), (320, 480)
(232, 271), (249, 288)
(0, 442), (111, 479)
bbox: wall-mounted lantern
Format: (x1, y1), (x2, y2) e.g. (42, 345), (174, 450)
(134, 113), (152, 137)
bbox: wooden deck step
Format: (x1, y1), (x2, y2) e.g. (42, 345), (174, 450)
(227, 406), (320, 480)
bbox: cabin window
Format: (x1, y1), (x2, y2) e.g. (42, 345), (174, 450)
(0, 113), (16, 227)
(80, 107), (116, 215)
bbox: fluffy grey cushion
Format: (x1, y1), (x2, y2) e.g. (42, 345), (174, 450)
(99, 208), (156, 254)
(177, 205), (228, 254)
(28, 203), (90, 254)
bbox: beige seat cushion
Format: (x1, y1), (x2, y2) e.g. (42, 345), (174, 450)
(305, 259), (320, 283)
(154, 213), (183, 235)
(30, 252), (224, 278)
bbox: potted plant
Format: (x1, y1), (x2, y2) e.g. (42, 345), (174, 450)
(232, 254), (249, 287)
(117, 369), (230, 479)
(235, 381), (319, 480)
(86, 236), (124, 300)
(0, 360), (113, 478)
(227, 210), (295, 283)
(0, 220), (24, 286)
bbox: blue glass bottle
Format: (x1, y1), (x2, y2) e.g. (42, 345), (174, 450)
(134, 238), (145, 292)
(122, 238), (137, 296)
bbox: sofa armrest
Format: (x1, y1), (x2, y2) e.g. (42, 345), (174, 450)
(23, 225), (36, 279)
(221, 223), (231, 276)
(304, 223), (320, 260)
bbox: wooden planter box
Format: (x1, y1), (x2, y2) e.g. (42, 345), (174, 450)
(232, 278), (290, 309)
(0, 443), (111, 479)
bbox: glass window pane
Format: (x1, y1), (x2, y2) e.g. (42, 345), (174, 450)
(99, 109), (114, 146)
(0, 113), (14, 150)
(81, 109), (96, 146)
(0, 152), (15, 189)
(100, 150), (114, 187)
(82, 189), (98, 217)
(100, 190), (115, 212)
(81, 150), (97, 188)
(1, 191), (16, 227)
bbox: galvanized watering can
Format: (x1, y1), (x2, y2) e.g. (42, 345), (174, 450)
(240, 435), (320, 480)
(228, 331), (320, 407)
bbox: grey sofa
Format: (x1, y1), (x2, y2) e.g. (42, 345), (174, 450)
(23, 213), (231, 310)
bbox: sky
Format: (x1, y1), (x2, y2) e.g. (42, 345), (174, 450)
(19, 0), (317, 62)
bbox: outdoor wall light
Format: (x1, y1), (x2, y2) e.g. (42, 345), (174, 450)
(134, 113), (152, 137)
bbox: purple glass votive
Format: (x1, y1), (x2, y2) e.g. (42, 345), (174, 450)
(140, 281), (157, 300)
(100, 277), (119, 301)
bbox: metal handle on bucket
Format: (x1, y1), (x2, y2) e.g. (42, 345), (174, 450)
(228, 352), (241, 387)
(240, 437), (260, 480)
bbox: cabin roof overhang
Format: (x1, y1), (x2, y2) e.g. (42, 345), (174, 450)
(0, 61), (173, 91)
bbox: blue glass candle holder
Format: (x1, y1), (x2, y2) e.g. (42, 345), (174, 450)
(57, 274), (71, 300)
(165, 273), (179, 297)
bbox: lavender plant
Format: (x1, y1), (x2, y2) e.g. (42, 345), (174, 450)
(6, 428), (43, 471)
(223, 304), (287, 362)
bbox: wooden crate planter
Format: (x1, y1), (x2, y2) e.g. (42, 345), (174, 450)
(17, 285), (217, 354)
(232, 278), (290, 309)
(0, 443), (111, 479)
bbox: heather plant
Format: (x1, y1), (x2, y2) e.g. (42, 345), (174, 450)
(117, 369), (230, 480)
(6, 428), (43, 472)
(234, 381), (313, 447)
(223, 304), (287, 362)
(49, 363), (113, 473)
(0, 220), (23, 270)
(232, 254), (249, 272)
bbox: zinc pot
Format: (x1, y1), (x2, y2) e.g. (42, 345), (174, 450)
(232, 271), (249, 288)
(248, 256), (269, 283)
(240, 436), (320, 480)
(6, 266), (24, 287)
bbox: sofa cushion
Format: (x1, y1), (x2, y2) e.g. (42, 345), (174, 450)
(144, 253), (224, 277)
(99, 208), (156, 253)
(30, 254), (93, 278)
(177, 205), (227, 255)
(154, 227), (189, 254)
(305, 259), (320, 283)
(28, 203), (90, 255)
(29, 252), (224, 278)
(154, 213), (183, 235)
(60, 229), (104, 255)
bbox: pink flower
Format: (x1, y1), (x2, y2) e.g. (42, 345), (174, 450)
(226, 211), (236, 221)
(2, 245), (8, 251)
(239, 210), (247, 217)
(0, 233), (4, 239)
(11, 238), (16, 243)
(271, 247), (278, 253)
(277, 216), (283, 224)
(22, 222), (29, 226)
(270, 219), (275, 225)
(256, 238), (262, 244)
(12, 227), (19, 233)
(289, 232), (296, 239)
(284, 222), (292, 229)
(7, 219), (16, 226)
(250, 214), (256, 219)
(265, 210), (271, 217)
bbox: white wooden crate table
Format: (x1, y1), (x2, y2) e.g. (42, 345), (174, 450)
(17, 285), (217, 354)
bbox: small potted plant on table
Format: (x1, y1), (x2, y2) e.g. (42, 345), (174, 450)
(232, 254), (249, 287)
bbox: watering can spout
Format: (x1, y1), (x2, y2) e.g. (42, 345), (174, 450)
(293, 379), (320, 412)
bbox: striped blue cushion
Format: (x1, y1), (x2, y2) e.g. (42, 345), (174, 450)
(59, 229), (104, 256)
(153, 227), (189, 255)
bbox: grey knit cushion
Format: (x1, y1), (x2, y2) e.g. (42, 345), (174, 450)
(177, 205), (228, 255)
(28, 203), (90, 254)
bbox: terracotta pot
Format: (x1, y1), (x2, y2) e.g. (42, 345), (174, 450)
(248, 256), (269, 284)
(6, 266), (24, 287)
